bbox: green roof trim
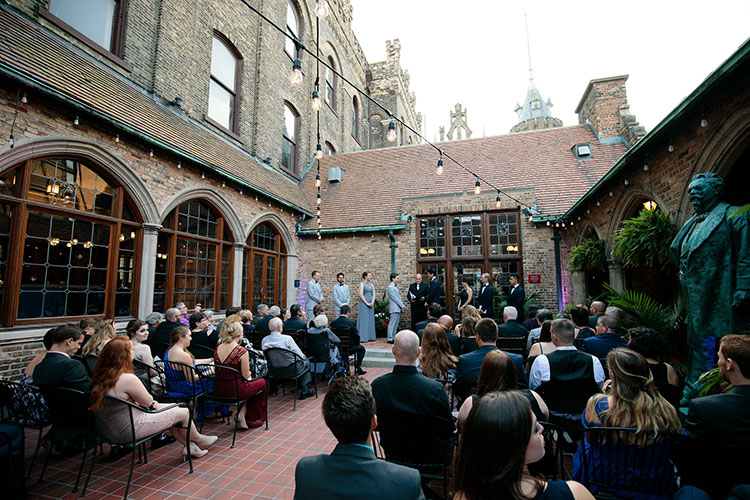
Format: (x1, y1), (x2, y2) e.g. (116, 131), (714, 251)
(297, 224), (406, 236)
(563, 36), (750, 219)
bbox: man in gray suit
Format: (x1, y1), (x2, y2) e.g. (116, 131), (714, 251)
(294, 376), (424, 500)
(387, 273), (404, 344)
(332, 272), (350, 319)
(306, 270), (323, 321)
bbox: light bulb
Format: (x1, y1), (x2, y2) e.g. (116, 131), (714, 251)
(609, 191), (613, 197)
(315, 173), (321, 187)
(8, 134), (13, 148)
(317, 194), (321, 205)
(570, 220), (574, 226)
(529, 215), (533, 222)
(315, 143), (323, 159)
(21, 93), (27, 104)
(624, 179), (629, 185)
(149, 149), (154, 157)
(290, 59), (303, 86)
(668, 144), (674, 153)
(318, 233), (322, 240)
(578, 216), (581, 220)
(115, 134), (119, 143)
(495, 196), (501, 209)
(700, 118), (708, 128)
(596, 201), (601, 206)
(555, 223), (560, 228)
(546, 221), (550, 226)
(474, 180), (481, 195)
(240, 189), (243, 194)
(201, 172), (205, 179)
(312, 90), (321, 111)
(74, 115), (79, 126)
(643, 163), (649, 171)
(177, 161), (181, 169)
(315, 0), (329, 17)
(436, 158), (443, 176)
(386, 120), (397, 142)
(222, 181), (226, 187)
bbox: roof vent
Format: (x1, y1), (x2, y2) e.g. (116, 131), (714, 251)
(573, 143), (591, 159)
(328, 166), (344, 183)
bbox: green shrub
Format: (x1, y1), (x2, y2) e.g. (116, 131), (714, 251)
(568, 238), (606, 273)
(613, 208), (675, 270)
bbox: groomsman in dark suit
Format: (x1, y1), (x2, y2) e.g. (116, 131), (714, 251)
(33, 325), (90, 391)
(476, 273), (494, 319)
(507, 273), (526, 321)
(407, 273), (428, 330)
(424, 269), (441, 307)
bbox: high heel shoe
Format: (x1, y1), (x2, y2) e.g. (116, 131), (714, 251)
(196, 435), (218, 449)
(181, 442), (207, 460)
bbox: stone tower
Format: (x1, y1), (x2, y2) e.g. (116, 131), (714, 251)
(443, 103), (472, 140)
(510, 79), (563, 133)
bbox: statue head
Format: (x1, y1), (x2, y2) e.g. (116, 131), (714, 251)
(688, 173), (723, 214)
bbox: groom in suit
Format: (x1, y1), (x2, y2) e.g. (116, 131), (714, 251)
(387, 273), (404, 344)
(294, 376), (425, 500)
(476, 273), (494, 319)
(306, 270), (323, 321)
(507, 273), (526, 321)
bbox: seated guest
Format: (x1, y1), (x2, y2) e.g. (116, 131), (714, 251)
(216, 306), (241, 334)
(189, 312), (219, 354)
(202, 309), (216, 333)
(308, 303), (325, 328)
(330, 305), (366, 375)
(23, 327), (57, 384)
(81, 318), (116, 358)
(294, 376), (425, 500)
(146, 307), (182, 359)
(457, 316), (478, 355)
(236, 309), (254, 336)
(570, 306), (595, 340)
(526, 320), (555, 372)
(455, 318), (527, 403)
(257, 305), (281, 332)
(627, 327), (680, 404)
(281, 308), (291, 321)
(529, 319), (604, 415)
(174, 302), (190, 326)
(522, 304), (540, 332)
(214, 320), (267, 430)
(584, 314), (627, 359)
(437, 314), (460, 354)
(284, 304), (307, 332)
(252, 304), (269, 327)
(261, 317), (315, 400)
(420, 323), (458, 381)
(415, 302), (441, 335)
(161, 327), (214, 407)
(90, 336), (217, 459)
(78, 318), (97, 351)
(605, 306), (629, 335)
(33, 325), (89, 391)
(371, 330), (455, 464)
(126, 319), (156, 381)
(573, 348), (682, 499)
(497, 306), (529, 337)
(144, 312), (164, 336)
(526, 308), (555, 352)
(681, 334), (750, 500)
(588, 301), (606, 328)
(308, 314), (342, 371)
(454, 391), (594, 500)
(457, 350), (548, 432)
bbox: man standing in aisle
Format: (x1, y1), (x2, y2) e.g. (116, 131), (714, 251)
(306, 270), (323, 321)
(507, 273), (526, 321)
(408, 273), (428, 330)
(333, 272), (350, 319)
(477, 273), (494, 319)
(387, 273), (405, 344)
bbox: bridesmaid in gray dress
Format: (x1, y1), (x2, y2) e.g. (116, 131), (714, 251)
(357, 271), (376, 342)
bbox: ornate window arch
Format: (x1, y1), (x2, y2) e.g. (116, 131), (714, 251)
(0, 156), (142, 325)
(153, 200), (234, 312)
(242, 222), (287, 309)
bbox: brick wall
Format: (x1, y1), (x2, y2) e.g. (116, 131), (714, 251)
(577, 77), (628, 140)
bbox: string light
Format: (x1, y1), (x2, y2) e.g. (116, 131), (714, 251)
(74, 115), (79, 126)
(546, 221), (550, 226)
(21, 93), (27, 104)
(668, 144), (674, 153)
(177, 161), (181, 169)
(115, 134), (120, 143)
(316, 143), (323, 159)
(317, 193), (321, 205)
(495, 193), (501, 209)
(436, 152), (444, 176)
(624, 179), (629, 185)
(149, 149), (154, 157)
(315, 173), (321, 187)
(643, 163), (649, 171)
(8, 134), (13, 148)
(240, 188), (243, 194)
(201, 172), (205, 179)
(386, 119), (397, 142)
(474, 179), (481, 195)
(315, 0), (329, 17)
(312, 89), (321, 111)
(222, 180), (226, 187)
(290, 58), (303, 86)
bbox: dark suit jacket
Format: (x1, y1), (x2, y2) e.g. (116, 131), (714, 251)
(425, 277), (440, 305)
(33, 352), (90, 391)
(330, 316), (361, 346)
(587, 313), (603, 328)
(294, 443), (425, 500)
(145, 320), (181, 359)
(256, 315), (274, 333)
(283, 317), (307, 333)
(408, 282), (428, 307)
(583, 333), (628, 359)
(414, 318), (437, 333)
(446, 330), (460, 356)
(455, 345), (528, 400)
(682, 386), (750, 499)
(508, 285), (526, 320)
(498, 320), (529, 338)
(477, 284), (494, 318)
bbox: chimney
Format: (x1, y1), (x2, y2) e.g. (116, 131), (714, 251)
(575, 75), (630, 140)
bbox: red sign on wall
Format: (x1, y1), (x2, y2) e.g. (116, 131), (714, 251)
(528, 274), (541, 283)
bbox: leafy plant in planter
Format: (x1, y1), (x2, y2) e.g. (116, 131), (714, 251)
(374, 291), (390, 337)
(568, 238), (606, 273)
(613, 208), (675, 270)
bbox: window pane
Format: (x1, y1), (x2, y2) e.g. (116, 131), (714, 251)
(418, 217), (445, 257)
(0, 167), (20, 197)
(115, 225), (137, 317)
(283, 106), (296, 142)
(285, 1), (299, 57)
(208, 80), (233, 129)
(27, 159), (114, 216)
(489, 213), (519, 255)
(281, 137), (294, 172)
(49, 0), (117, 50)
(0, 205), (11, 325)
(210, 37), (237, 91)
(242, 248), (250, 307)
(252, 223), (276, 251)
(491, 261), (520, 299)
(451, 215), (482, 256)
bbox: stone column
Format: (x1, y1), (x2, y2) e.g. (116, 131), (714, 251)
(570, 271), (588, 305)
(232, 243), (244, 307)
(607, 259), (626, 293)
(286, 255), (299, 306)
(138, 223), (162, 316)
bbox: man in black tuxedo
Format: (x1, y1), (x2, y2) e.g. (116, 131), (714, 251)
(415, 302), (441, 340)
(497, 306), (529, 338)
(407, 273), (428, 330)
(283, 303), (307, 332)
(146, 307), (182, 359)
(294, 376), (425, 500)
(424, 269), (441, 307)
(507, 273), (525, 321)
(330, 305), (366, 375)
(33, 325), (89, 391)
(681, 334), (750, 499)
(476, 273), (494, 319)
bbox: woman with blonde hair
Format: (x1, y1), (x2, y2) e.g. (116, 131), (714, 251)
(420, 323), (458, 380)
(90, 336), (217, 459)
(213, 320), (267, 430)
(81, 318), (116, 357)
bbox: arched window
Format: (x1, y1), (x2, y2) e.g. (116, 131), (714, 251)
(351, 96), (359, 142)
(0, 157), (141, 325)
(153, 200), (234, 313)
(325, 56), (337, 111)
(242, 223), (287, 309)
(324, 141), (336, 156)
(282, 102), (299, 174)
(208, 33), (242, 133)
(285, 0), (302, 59)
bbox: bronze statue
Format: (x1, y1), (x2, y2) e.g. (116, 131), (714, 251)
(670, 173), (750, 401)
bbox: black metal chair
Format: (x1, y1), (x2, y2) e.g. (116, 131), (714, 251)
(0, 425), (26, 499)
(189, 343), (216, 360)
(85, 397), (186, 499)
(577, 426), (683, 499)
(305, 331), (346, 387)
(132, 359), (157, 395)
(263, 347), (317, 410)
(496, 336), (527, 358)
(0, 380), (50, 478)
(196, 363), (268, 448)
(330, 327), (357, 374)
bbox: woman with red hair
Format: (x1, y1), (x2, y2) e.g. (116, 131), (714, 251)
(90, 336), (218, 459)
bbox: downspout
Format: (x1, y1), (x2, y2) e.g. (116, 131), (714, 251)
(388, 230), (397, 274)
(552, 227), (563, 312)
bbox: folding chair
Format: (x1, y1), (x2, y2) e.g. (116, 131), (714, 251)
(264, 347), (317, 410)
(0, 380), (49, 478)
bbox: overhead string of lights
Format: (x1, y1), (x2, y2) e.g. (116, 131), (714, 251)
(237, 0), (539, 215)
(314, 10), (323, 240)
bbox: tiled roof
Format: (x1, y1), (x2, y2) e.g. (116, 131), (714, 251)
(0, 8), (312, 214)
(302, 125), (627, 230)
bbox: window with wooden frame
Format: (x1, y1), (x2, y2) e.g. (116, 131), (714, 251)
(208, 33), (243, 133)
(324, 141), (336, 156)
(285, 0), (302, 59)
(241, 223), (287, 310)
(0, 157), (141, 326)
(153, 200), (233, 313)
(325, 56), (337, 112)
(281, 102), (300, 174)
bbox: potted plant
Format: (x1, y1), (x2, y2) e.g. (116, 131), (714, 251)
(568, 238), (606, 273)
(374, 292), (390, 337)
(613, 208), (675, 270)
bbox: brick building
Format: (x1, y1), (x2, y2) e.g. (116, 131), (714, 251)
(0, 0), (419, 378)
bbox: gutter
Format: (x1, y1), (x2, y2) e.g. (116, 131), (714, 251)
(0, 65), (314, 217)
(297, 224), (406, 236)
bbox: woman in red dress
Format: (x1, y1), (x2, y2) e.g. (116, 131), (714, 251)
(213, 320), (267, 430)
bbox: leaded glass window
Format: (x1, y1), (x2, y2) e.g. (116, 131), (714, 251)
(451, 215), (482, 256)
(419, 217), (445, 257)
(489, 213), (519, 255)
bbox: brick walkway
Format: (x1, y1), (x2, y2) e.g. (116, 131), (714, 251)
(25, 366), (392, 500)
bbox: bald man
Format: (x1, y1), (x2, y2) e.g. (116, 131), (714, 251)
(588, 301), (606, 328)
(371, 331), (455, 463)
(437, 315), (461, 355)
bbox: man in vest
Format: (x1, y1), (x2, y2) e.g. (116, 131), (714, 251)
(529, 318), (604, 415)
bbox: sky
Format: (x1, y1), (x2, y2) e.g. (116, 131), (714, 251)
(350, 0), (750, 142)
